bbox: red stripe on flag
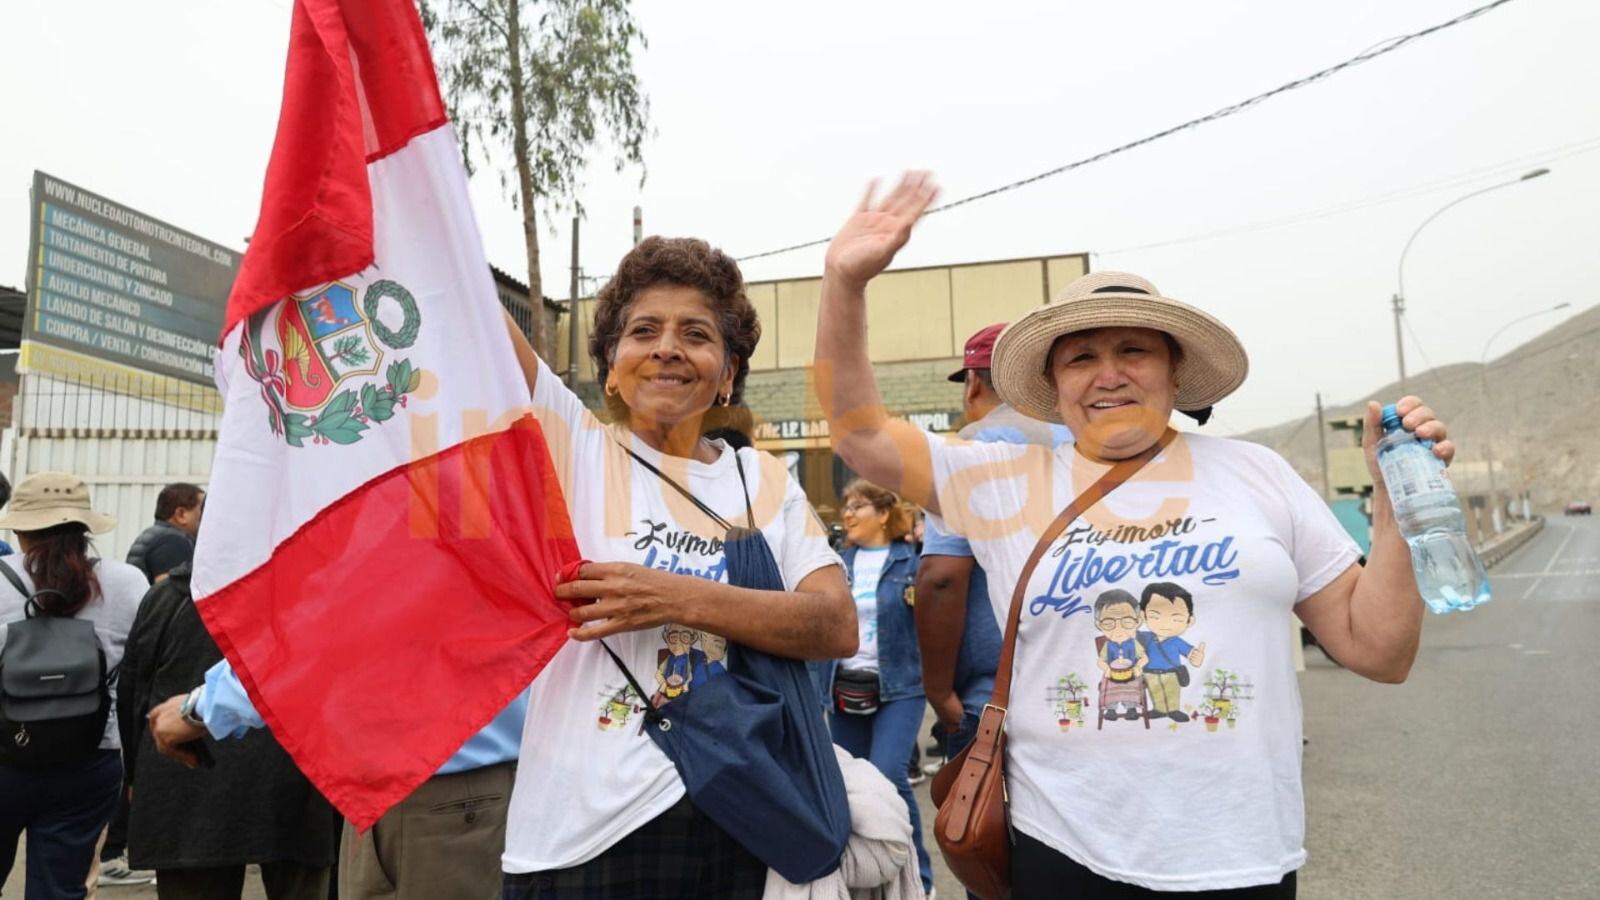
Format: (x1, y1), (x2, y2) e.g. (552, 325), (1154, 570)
(223, 0), (447, 341)
(197, 414), (579, 829)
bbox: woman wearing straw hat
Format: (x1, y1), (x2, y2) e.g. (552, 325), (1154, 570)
(813, 174), (1452, 897)
(0, 472), (149, 899)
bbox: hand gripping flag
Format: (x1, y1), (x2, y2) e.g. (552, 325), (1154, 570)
(194, 0), (579, 829)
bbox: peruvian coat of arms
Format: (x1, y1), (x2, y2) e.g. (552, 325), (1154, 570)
(242, 279), (424, 447)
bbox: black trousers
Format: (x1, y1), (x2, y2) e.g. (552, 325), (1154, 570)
(155, 862), (331, 900)
(1012, 830), (1297, 899)
(0, 750), (122, 900)
(100, 792), (131, 861)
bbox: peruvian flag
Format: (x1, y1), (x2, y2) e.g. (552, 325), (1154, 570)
(195, 0), (579, 829)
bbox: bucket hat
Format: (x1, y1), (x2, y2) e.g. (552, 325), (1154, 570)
(0, 472), (117, 534)
(989, 271), (1248, 424)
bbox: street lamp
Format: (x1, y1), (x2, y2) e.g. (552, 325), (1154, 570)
(1393, 167), (1550, 390)
(1479, 300), (1570, 533)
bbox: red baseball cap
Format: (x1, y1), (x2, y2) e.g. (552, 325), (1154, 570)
(947, 322), (1007, 382)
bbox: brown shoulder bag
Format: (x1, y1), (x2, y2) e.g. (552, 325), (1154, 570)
(930, 429), (1176, 899)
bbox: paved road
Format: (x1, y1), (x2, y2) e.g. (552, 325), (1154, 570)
(1296, 516), (1600, 899)
(34, 518), (1600, 899)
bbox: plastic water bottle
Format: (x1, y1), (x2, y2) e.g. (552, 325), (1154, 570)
(1375, 404), (1491, 613)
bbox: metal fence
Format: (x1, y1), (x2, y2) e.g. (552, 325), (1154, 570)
(12, 372), (220, 437)
(2, 373), (217, 558)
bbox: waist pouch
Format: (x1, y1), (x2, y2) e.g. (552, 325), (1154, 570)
(831, 668), (881, 716)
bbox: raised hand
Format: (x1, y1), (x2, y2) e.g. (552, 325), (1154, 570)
(1362, 396), (1455, 487)
(823, 171), (940, 288)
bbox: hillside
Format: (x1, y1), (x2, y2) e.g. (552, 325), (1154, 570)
(1238, 303), (1600, 513)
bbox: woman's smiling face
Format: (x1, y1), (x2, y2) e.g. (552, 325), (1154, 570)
(841, 493), (891, 547)
(608, 284), (735, 431)
(1048, 326), (1178, 460)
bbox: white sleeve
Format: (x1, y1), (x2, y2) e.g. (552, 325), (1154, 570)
(1271, 453), (1363, 600)
(775, 472), (843, 591)
(527, 356), (608, 499)
(924, 429), (1045, 543)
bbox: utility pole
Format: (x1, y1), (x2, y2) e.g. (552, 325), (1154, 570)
(1391, 295), (1406, 394)
(566, 215), (580, 387)
(632, 205), (642, 246)
(1315, 392), (1331, 500)
(1393, 168), (1549, 395)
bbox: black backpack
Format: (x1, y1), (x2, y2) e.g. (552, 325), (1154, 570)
(0, 561), (114, 768)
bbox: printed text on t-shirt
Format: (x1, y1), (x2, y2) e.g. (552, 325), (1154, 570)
(1030, 520), (1241, 619)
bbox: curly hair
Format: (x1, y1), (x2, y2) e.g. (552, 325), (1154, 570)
(589, 237), (762, 410)
(841, 479), (913, 541)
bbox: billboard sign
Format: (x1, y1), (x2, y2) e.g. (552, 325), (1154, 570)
(22, 171), (238, 385)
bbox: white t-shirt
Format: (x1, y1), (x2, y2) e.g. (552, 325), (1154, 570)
(0, 555), (147, 750)
(502, 360), (842, 873)
(842, 546), (889, 672)
(927, 431), (1360, 891)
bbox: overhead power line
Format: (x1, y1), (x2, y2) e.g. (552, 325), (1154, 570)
(735, 0), (1520, 263)
(1098, 136), (1600, 257)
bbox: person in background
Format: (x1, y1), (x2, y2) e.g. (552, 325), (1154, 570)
(703, 401), (756, 451)
(118, 559), (338, 899)
(0, 472), (13, 556)
(0, 473), (145, 900)
(124, 484), (204, 585)
(916, 323), (1070, 780)
(149, 663), (525, 900)
(100, 482), (206, 887)
(811, 480), (933, 897)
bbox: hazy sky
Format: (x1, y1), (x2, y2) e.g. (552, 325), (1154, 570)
(3, 0), (1596, 433)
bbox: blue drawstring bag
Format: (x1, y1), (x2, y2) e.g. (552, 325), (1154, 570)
(601, 450), (850, 884)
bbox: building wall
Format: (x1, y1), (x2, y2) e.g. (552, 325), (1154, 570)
(554, 252), (1089, 392)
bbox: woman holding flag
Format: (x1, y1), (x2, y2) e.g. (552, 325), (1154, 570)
(140, 0), (860, 894)
(499, 236), (858, 898)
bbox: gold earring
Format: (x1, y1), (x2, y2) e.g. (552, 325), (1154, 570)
(605, 380), (619, 397)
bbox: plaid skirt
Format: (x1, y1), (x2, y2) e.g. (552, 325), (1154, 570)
(500, 795), (766, 900)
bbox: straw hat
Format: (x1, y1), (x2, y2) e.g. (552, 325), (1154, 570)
(0, 472), (117, 534)
(990, 271), (1248, 423)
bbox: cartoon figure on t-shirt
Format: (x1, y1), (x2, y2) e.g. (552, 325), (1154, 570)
(597, 683), (646, 731)
(1093, 589), (1147, 722)
(653, 624), (706, 707)
(691, 633), (729, 688)
(1137, 582), (1206, 722)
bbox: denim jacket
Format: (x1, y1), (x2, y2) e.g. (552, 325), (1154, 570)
(810, 540), (924, 705)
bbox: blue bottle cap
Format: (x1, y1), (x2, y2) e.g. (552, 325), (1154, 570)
(1380, 403), (1403, 433)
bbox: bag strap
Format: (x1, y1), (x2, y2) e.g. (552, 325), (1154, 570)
(619, 441), (755, 532)
(989, 428), (1177, 708)
(0, 561), (48, 621)
(0, 559), (29, 605)
(600, 439), (758, 723)
(598, 638), (664, 726)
